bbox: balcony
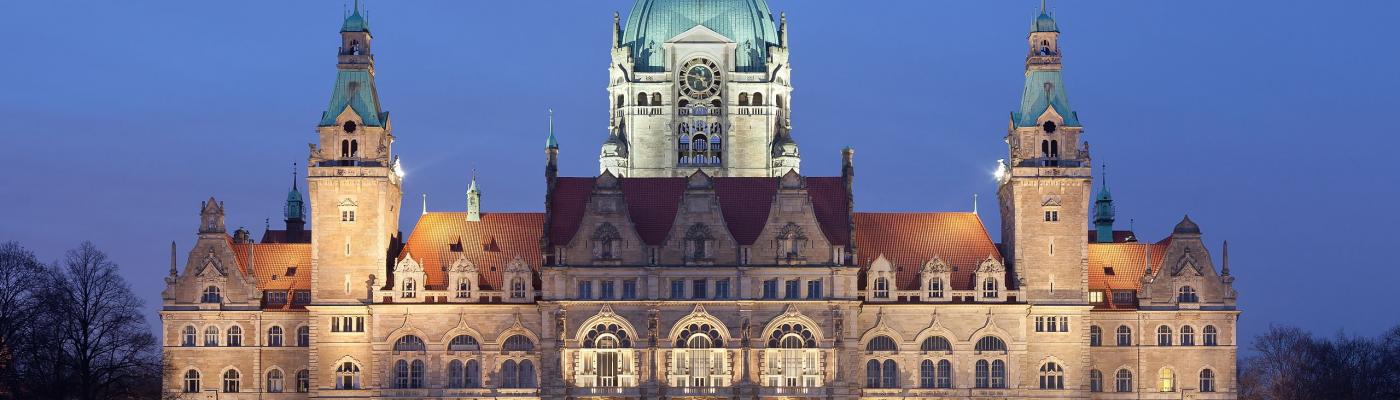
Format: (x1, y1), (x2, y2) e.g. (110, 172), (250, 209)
(671, 386), (733, 397)
(736, 106), (774, 116)
(678, 107), (722, 117)
(574, 386), (641, 397)
(758, 386), (824, 397)
(622, 106), (665, 116)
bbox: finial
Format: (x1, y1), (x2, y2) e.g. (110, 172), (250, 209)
(545, 108), (559, 149)
(264, 218), (270, 230)
(1222, 240), (1230, 276)
(1040, 0), (1047, 13)
(1100, 163), (1107, 189)
(972, 193), (979, 214)
(292, 162), (299, 191)
(421, 193), (427, 216)
(169, 241), (178, 277)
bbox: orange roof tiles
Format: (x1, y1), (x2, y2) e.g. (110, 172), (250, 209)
(853, 212), (1002, 290)
(397, 212), (543, 291)
(1087, 238), (1170, 291)
(230, 243), (312, 291)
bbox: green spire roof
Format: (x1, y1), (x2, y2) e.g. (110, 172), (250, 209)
(546, 109), (559, 149)
(341, 0), (369, 32)
(1031, 1), (1058, 32)
(621, 0), (780, 73)
(285, 167), (305, 221)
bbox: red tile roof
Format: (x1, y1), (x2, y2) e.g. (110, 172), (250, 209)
(807, 177), (852, 246)
(713, 177), (778, 245)
(620, 178), (687, 245)
(853, 212), (1002, 290)
(397, 212), (543, 290)
(548, 178), (595, 246)
(1087, 238), (1171, 291)
(230, 243), (312, 291)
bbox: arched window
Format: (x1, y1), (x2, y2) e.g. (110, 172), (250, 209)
(335, 361), (361, 389)
(182, 326), (197, 346)
(920, 336), (951, 352)
(710, 134), (722, 151)
(341, 140), (350, 157)
(465, 360), (481, 388)
(865, 360), (880, 388)
(393, 360), (410, 388)
(919, 360), (935, 388)
(1049, 140), (1059, 158)
(975, 360), (990, 388)
(678, 135), (691, 153)
(752, 93), (764, 106)
(1117, 325), (1133, 346)
(975, 336), (1007, 353)
(678, 99), (689, 108)
(882, 360), (898, 388)
(1090, 325), (1102, 347)
(204, 326), (219, 346)
(296, 369), (309, 393)
(349, 140), (358, 158)
(410, 360), (425, 388)
(183, 370), (200, 393)
(456, 279), (472, 299)
(739, 93), (749, 106)
(226, 326), (242, 347)
(866, 335), (897, 351)
(401, 277), (417, 298)
(710, 99), (721, 108)
(1090, 369), (1103, 392)
(651, 93), (661, 105)
(637, 93), (649, 106)
(1157, 325), (1173, 346)
(502, 360), (519, 388)
(982, 278), (999, 298)
(692, 134), (708, 151)
(503, 334), (535, 352)
(510, 278), (526, 299)
(977, 360), (1006, 388)
(1039, 362), (1065, 389)
(1204, 325), (1219, 346)
(520, 360), (536, 387)
(1041, 140), (1050, 158)
(776, 94), (786, 109)
(873, 277), (889, 298)
(202, 286), (221, 303)
(1200, 369), (1216, 392)
(1180, 326), (1196, 346)
(297, 326), (310, 347)
(448, 360), (465, 388)
(1178, 286), (1199, 303)
(1159, 368), (1176, 392)
(1116, 369), (1133, 392)
(267, 326), (283, 347)
(928, 277), (944, 299)
(935, 359), (952, 388)
(864, 360), (897, 388)
(266, 369), (285, 393)
(1043, 120), (1056, 133)
(616, 95), (624, 109)
(394, 335), (425, 352)
(449, 335), (480, 352)
(222, 369), (240, 393)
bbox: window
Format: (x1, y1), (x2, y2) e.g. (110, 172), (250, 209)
(865, 360), (880, 388)
(394, 335), (425, 352)
(401, 278), (417, 298)
(1117, 326), (1132, 346)
(1036, 316), (1045, 332)
(920, 336), (952, 352)
(1044, 210), (1059, 222)
(934, 359), (952, 388)
(1158, 368), (1176, 392)
(510, 278), (525, 299)
(502, 360), (536, 388)
(919, 360), (935, 389)
(1178, 286), (1199, 303)
(1157, 325), (1173, 346)
(865, 360), (898, 388)
(296, 369), (309, 393)
(652, 92), (661, 105)
(692, 279), (708, 299)
(182, 326), (197, 346)
(637, 92), (649, 106)
(598, 280), (614, 299)
(1116, 369), (1133, 392)
(1089, 290), (1105, 303)
(975, 360), (1006, 388)
(448, 360), (466, 388)
(806, 280), (822, 299)
(449, 335), (480, 352)
(1204, 325), (1219, 346)
(222, 369), (240, 393)
(1059, 317), (1069, 332)
(267, 369), (285, 393)
(752, 92), (764, 106)
(784, 279), (799, 299)
(183, 370), (200, 393)
(1039, 362), (1065, 389)
(1090, 325), (1102, 347)
(226, 326), (242, 347)
(715, 279), (730, 299)
(975, 336), (1007, 353)
(204, 326), (219, 346)
(503, 335), (534, 352)
(456, 279), (472, 299)
(762, 279), (778, 299)
(1090, 369), (1103, 392)
(928, 277), (944, 299)
(578, 280), (594, 299)
(266, 291), (287, 304)
(592, 223), (621, 259)
(622, 279), (637, 299)
(671, 280), (685, 299)
(336, 362), (361, 389)
(411, 360), (425, 388)
(267, 326), (284, 347)
(202, 286), (222, 303)
(293, 291), (311, 305)
(975, 360), (990, 388)
(393, 360), (411, 388)
(739, 93), (749, 106)
(982, 278), (999, 298)
(1200, 369), (1216, 392)
(1181, 326), (1196, 346)
(866, 336), (897, 351)
(873, 277), (890, 298)
(1043, 120), (1057, 132)
(883, 360), (898, 388)
(297, 326), (310, 347)
(341, 210), (355, 222)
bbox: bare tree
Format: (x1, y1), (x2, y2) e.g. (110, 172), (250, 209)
(0, 242), (46, 398)
(1241, 324), (1400, 400)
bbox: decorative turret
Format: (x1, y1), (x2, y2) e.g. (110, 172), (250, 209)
(466, 175), (482, 222)
(199, 197), (225, 234)
(1093, 166), (1115, 242)
(284, 165), (307, 233)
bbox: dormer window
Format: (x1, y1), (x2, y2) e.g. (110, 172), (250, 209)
(873, 277), (890, 299)
(982, 278), (999, 299)
(456, 279), (472, 299)
(401, 278), (417, 299)
(1177, 286), (1199, 303)
(777, 223), (807, 260)
(685, 224), (713, 260)
(510, 278), (526, 299)
(928, 278), (944, 299)
(202, 286), (222, 303)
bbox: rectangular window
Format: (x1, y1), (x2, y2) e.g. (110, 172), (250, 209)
(762, 279), (778, 299)
(292, 291), (311, 305)
(715, 279), (730, 299)
(622, 279), (637, 299)
(648, 248), (658, 265)
(1113, 291), (1136, 305)
(784, 279), (800, 299)
(806, 280), (822, 299)
(671, 280), (685, 300)
(1044, 210), (1058, 222)
(1059, 317), (1070, 332)
(1035, 316), (1045, 332)
(600, 280), (615, 300)
(692, 280), (707, 299)
(341, 210), (356, 222)
(1089, 290), (1105, 303)
(266, 292), (287, 304)
(578, 281), (593, 300)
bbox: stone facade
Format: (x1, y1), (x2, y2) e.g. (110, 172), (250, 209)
(159, 1), (1239, 399)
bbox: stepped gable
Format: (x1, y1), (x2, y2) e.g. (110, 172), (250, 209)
(396, 212), (543, 290)
(854, 212), (1002, 290)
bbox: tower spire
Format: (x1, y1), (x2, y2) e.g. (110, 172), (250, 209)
(421, 193), (427, 216)
(1222, 240), (1230, 276)
(169, 241), (178, 277)
(1094, 163), (1115, 243)
(546, 108), (559, 149)
(467, 170), (482, 222)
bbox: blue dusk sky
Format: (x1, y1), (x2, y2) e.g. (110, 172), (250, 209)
(2, 0), (1397, 346)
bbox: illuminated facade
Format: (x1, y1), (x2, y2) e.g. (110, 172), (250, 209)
(159, 1), (1239, 399)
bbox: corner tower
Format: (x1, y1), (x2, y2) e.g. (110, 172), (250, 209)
(997, 2), (1092, 304)
(604, 0), (796, 177)
(306, 2), (404, 304)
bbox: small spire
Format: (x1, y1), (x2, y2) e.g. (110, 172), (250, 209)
(421, 193), (427, 216)
(169, 241), (178, 277)
(545, 108), (559, 149)
(264, 218), (270, 230)
(972, 193), (979, 214)
(1222, 240), (1230, 276)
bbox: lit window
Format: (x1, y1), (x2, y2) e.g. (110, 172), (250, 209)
(335, 362), (361, 389)
(1158, 368), (1176, 392)
(1089, 290), (1105, 303)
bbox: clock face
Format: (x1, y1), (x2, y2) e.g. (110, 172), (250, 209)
(679, 58), (722, 100)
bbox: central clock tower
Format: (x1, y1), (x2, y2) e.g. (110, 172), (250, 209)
(601, 3), (797, 178)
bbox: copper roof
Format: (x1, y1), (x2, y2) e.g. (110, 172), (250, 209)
(397, 212), (544, 290)
(853, 212), (1002, 290)
(1087, 238), (1171, 291)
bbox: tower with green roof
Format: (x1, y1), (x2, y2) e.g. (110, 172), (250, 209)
(1094, 168), (1116, 242)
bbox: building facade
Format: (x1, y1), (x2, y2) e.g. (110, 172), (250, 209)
(159, 1), (1240, 399)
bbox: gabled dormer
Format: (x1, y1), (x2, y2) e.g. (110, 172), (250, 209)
(446, 254), (479, 302)
(502, 255), (535, 303)
(164, 197), (259, 310)
(973, 255), (1008, 302)
(390, 252), (425, 302)
(1140, 216), (1238, 310)
(866, 254), (895, 302)
(920, 256), (952, 302)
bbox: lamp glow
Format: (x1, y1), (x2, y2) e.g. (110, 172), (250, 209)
(393, 158), (406, 179)
(993, 159), (1007, 181)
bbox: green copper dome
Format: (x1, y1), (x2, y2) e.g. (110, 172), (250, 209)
(621, 0), (781, 73)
